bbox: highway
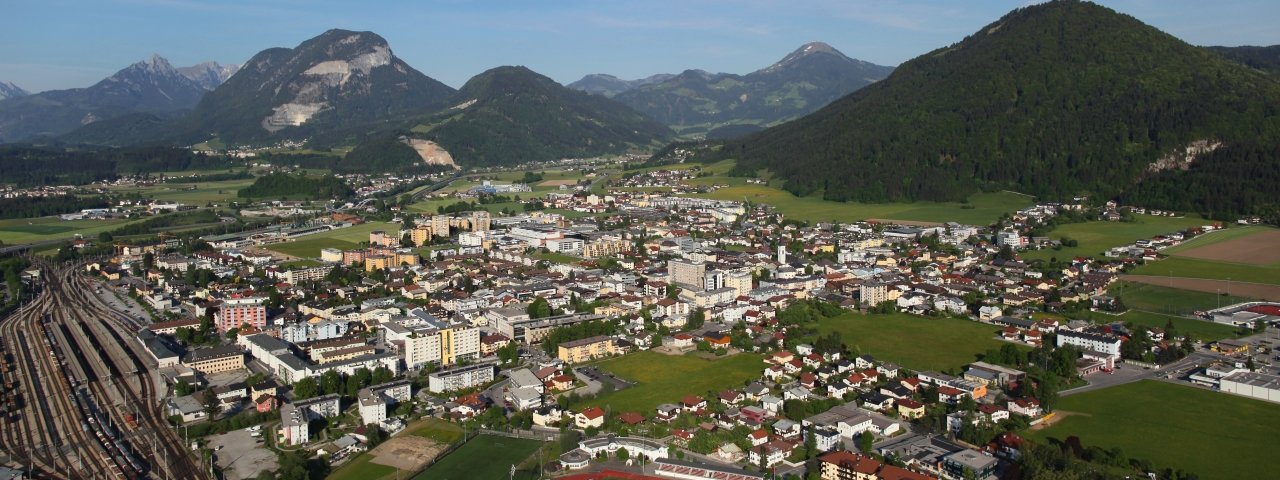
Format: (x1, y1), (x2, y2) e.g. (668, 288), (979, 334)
(0, 259), (207, 479)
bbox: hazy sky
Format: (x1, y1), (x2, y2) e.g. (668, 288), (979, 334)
(2, 0), (1278, 93)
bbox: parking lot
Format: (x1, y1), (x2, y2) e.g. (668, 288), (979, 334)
(207, 427), (277, 480)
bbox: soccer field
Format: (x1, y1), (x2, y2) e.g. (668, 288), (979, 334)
(413, 435), (542, 480)
(1028, 381), (1280, 480)
(264, 222), (397, 258)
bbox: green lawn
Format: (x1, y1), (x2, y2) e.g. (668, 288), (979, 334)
(1021, 215), (1210, 262)
(689, 185), (1032, 225)
(106, 177), (258, 204)
(1130, 256), (1280, 285)
(406, 418), (464, 444)
(1159, 225), (1275, 255)
(815, 312), (1007, 371)
(0, 217), (134, 244)
(413, 435), (542, 480)
(588, 351), (765, 414)
(264, 222), (397, 258)
(1028, 381), (1280, 480)
(326, 454), (397, 480)
(1108, 281), (1257, 316)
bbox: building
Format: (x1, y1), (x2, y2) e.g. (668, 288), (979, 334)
(582, 235), (631, 258)
(279, 394), (342, 446)
(558, 336), (619, 364)
(182, 345), (245, 374)
(427, 363), (495, 393)
(724, 268), (754, 298)
(358, 390), (387, 425)
(654, 458), (763, 480)
(1055, 330), (1121, 359)
(404, 326), (481, 369)
(942, 450), (996, 480)
(214, 297), (267, 333)
(668, 259), (707, 289)
(1220, 371), (1280, 402)
(819, 451), (884, 480)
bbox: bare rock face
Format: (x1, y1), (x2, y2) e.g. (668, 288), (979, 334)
(401, 137), (459, 169)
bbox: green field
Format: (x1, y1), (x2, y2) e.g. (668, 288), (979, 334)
(1063, 309), (1239, 342)
(1130, 256), (1280, 285)
(406, 418), (464, 444)
(1021, 215), (1211, 262)
(106, 177), (258, 204)
(588, 351), (765, 414)
(1108, 282), (1257, 316)
(815, 312), (1007, 371)
(326, 454), (398, 480)
(265, 222), (397, 258)
(690, 185), (1033, 225)
(1159, 226), (1275, 255)
(1029, 381), (1280, 480)
(0, 217), (134, 244)
(413, 435), (542, 480)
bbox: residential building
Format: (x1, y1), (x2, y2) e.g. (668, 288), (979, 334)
(182, 345), (244, 374)
(558, 336), (619, 364)
(427, 363), (495, 393)
(214, 297), (267, 332)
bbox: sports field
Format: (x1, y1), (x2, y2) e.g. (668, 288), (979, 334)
(814, 312), (1008, 371)
(690, 185), (1032, 225)
(1107, 282), (1258, 316)
(1029, 381), (1280, 480)
(588, 351), (765, 414)
(326, 454), (397, 480)
(0, 217), (133, 244)
(413, 434), (542, 480)
(1129, 256), (1280, 286)
(406, 418), (464, 444)
(265, 222), (397, 258)
(1021, 215), (1210, 262)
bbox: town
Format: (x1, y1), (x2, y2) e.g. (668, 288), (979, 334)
(2, 160), (1275, 480)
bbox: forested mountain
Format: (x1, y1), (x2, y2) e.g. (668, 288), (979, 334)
(609, 42), (893, 136)
(566, 73), (676, 97)
(0, 144), (232, 186)
(238, 172), (353, 199)
(718, 1), (1280, 219)
(169, 29), (456, 146)
(1206, 45), (1280, 75)
(411, 66), (673, 166)
(0, 55), (214, 142)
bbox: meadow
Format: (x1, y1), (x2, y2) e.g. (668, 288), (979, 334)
(1130, 256), (1280, 286)
(1028, 381), (1280, 480)
(1021, 215), (1210, 262)
(265, 222), (397, 258)
(105, 177), (258, 204)
(588, 351), (765, 414)
(814, 312), (1009, 371)
(0, 217), (133, 244)
(691, 186), (1032, 225)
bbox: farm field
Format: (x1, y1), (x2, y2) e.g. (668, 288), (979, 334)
(1168, 227), (1280, 265)
(1159, 225), (1276, 255)
(265, 222), (396, 258)
(1129, 256), (1280, 286)
(1028, 380), (1280, 480)
(588, 351), (765, 414)
(690, 185), (1033, 225)
(1021, 215), (1211, 262)
(412, 434), (542, 480)
(1107, 281), (1258, 316)
(105, 177), (257, 204)
(814, 312), (1007, 371)
(0, 216), (134, 244)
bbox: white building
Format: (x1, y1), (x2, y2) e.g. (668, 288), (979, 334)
(427, 363), (495, 393)
(1055, 330), (1122, 359)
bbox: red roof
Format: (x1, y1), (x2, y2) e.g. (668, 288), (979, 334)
(618, 412), (646, 425)
(682, 395), (705, 407)
(580, 406), (605, 419)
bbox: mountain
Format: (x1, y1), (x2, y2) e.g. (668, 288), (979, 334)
(566, 73), (676, 97)
(1206, 45), (1280, 75)
(176, 61), (242, 90)
(608, 42), (893, 136)
(0, 55), (212, 142)
(409, 66), (673, 166)
(0, 81), (28, 100)
(718, 1), (1280, 219)
(171, 29), (455, 146)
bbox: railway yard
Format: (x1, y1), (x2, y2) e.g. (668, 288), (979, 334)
(0, 259), (205, 479)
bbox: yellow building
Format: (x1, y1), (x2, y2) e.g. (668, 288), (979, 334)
(182, 345), (245, 374)
(408, 225), (434, 247)
(557, 336), (619, 364)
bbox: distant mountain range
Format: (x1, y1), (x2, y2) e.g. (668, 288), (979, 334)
(569, 42), (894, 138)
(714, 1), (1280, 219)
(0, 55), (238, 142)
(0, 81), (28, 101)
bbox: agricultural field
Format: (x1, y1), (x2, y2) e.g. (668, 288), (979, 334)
(1028, 381), (1280, 480)
(0, 216), (134, 244)
(105, 177), (258, 204)
(587, 351), (765, 414)
(413, 434), (542, 480)
(691, 185), (1032, 225)
(1129, 256), (1280, 286)
(1021, 215), (1211, 262)
(1159, 225), (1276, 255)
(265, 222), (397, 258)
(814, 312), (1008, 371)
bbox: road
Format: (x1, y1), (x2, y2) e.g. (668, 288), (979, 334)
(0, 259), (206, 479)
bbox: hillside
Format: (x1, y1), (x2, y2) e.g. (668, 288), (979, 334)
(719, 1), (1280, 219)
(412, 66), (673, 166)
(171, 29), (456, 146)
(610, 42), (893, 136)
(1207, 45), (1280, 75)
(566, 73), (675, 97)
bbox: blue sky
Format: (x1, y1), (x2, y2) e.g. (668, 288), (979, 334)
(2, 0), (1278, 92)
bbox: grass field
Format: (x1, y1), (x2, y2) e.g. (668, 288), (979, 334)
(327, 454), (397, 480)
(1159, 226), (1274, 255)
(814, 312), (1008, 371)
(1107, 282), (1258, 316)
(689, 185), (1033, 225)
(265, 222), (397, 258)
(1130, 256), (1280, 286)
(0, 217), (134, 244)
(406, 418), (464, 444)
(1062, 309), (1240, 342)
(1028, 381), (1280, 480)
(106, 177), (258, 204)
(588, 351), (765, 414)
(413, 435), (542, 480)
(1021, 215), (1210, 262)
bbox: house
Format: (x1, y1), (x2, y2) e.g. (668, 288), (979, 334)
(575, 406), (605, 429)
(656, 403), (683, 422)
(748, 429), (770, 446)
(747, 440), (793, 469)
(937, 386), (967, 405)
(896, 399), (926, 419)
(682, 395), (708, 413)
(1008, 398), (1042, 417)
(719, 390), (745, 406)
(760, 395), (784, 414)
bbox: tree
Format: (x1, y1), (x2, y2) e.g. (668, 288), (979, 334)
(687, 308), (706, 330)
(320, 370), (342, 395)
(175, 380), (195, 397)
(859, 431), (874, 453)
(293, 378), (318, 399)
(497, 342), (520, 364)
(371, 366), (394, 385)
(200, 390), (220, 419)
(616, 447), (629, 461)
(527, 297), (553, 319)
